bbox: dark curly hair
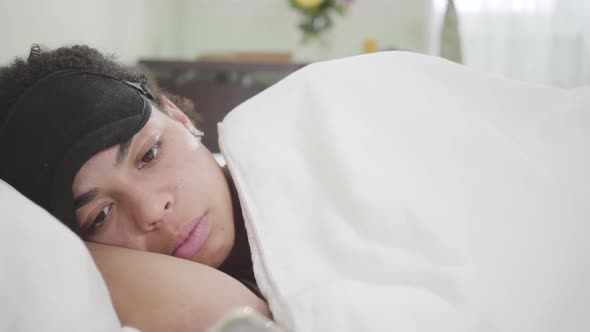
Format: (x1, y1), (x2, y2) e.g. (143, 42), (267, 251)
(0, 44), (198, 128)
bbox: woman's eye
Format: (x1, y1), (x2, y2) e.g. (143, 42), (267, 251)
(90, 204), (111, 231)
(139, 141), (162, 169)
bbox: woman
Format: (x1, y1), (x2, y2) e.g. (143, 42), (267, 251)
(0, 45), (270, 331)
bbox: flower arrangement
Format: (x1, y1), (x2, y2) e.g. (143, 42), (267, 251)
(290, 0), (354, 42)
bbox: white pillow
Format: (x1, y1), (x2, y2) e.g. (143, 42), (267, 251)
(0, 180), (139, 332)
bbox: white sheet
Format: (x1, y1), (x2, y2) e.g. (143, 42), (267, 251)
(218, 52), (590, 331)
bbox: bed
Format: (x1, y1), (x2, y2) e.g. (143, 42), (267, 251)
(2, 51), (589, 332)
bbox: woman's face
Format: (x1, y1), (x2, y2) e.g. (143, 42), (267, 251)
(72, 100), (235, 268)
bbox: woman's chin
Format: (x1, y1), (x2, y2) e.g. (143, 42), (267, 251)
(191, 234), (235, 268)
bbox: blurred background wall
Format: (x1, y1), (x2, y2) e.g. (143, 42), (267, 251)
(0, 0), (590, 86)
(174, 0), (432, 62)
(2, 0), (588, 87)
(0, 0), (434, 65)
(0, 0), (181, 64)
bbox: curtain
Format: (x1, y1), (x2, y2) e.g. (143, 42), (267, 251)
(435, 0), (590, 87)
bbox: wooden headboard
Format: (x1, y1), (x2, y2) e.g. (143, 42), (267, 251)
(138, 60), (305, 153)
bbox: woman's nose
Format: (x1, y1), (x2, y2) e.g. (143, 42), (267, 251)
(130, 190), (174, 232)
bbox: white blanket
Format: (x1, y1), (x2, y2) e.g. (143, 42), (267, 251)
(218, 52), (590, 332)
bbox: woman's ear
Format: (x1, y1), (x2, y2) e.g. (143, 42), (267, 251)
(160, 95), (194, 131)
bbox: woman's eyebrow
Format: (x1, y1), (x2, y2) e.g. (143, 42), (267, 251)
(74, 188), (100, 210)
(114, 138), (133, 168)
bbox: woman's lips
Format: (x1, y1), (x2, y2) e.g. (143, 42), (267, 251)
(172, 214), (211, 260)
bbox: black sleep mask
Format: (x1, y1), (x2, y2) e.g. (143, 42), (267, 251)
(0, 69), (154, 231)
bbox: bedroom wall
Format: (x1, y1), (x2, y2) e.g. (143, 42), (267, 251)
(0, 0), (436, 65)
(176, 0), (436, 62)
(0, 0), (180, 65)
